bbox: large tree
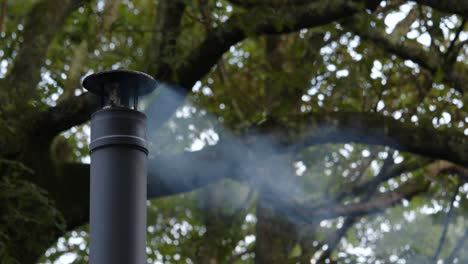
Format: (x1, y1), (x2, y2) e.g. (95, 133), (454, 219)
(0, 0), (467, 263)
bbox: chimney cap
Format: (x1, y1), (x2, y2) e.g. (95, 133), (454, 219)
(82, 69), (158, 109)
(82, 69), (157, 97)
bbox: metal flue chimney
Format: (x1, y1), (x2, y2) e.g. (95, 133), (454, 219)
(83, 70), (157, 264)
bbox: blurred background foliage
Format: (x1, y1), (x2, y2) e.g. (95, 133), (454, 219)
(0, 0), (467, 263)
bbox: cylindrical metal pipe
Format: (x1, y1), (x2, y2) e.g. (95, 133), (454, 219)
(89, 107), (147, 264)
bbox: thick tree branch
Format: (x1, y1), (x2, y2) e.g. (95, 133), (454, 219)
(145, 0), (186, 81)
(227, 0), (381, 10)
(176, 0), (363, 89)
(59, 0), (121, 102)
(32, 93), (99, 140)
(139, 1), (187, 134)
(59, 41), (89, 102)
(144, 0), (365, 132)
(2, 0), (89, 105)
(50, 130), (466, 233)
(413, 0), (468, 17)
(424, 160), (468, 182)
(227, 0), (316, 8)
(41, 105), (468, 173)
(0, 0), (6, 32)
(41, 100), (468, 179)
(42, 0), (366, 137)
(144, 1), (376, 136)
(269, 111), (468, 166)
(53, 143), (240, 230)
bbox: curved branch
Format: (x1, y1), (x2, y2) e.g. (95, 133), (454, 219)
(0, 0), (7, 32)
(227, 0), (316, 8)
(148, 0), (365, 131)
(59, 0), (122, 102)
(176, 0), (362, 89)
(227, 0), (381, 10)
(271, 111), (468, 166)
(32, 93), (99, 140)
(51, 141), (243, 229)
(51, 130), (466, 232)
(145, 0), (186, 80)
(414, 0), (468, 17)
(2, 0), (89, 105)
(41, 103), (468, 172)
(41, 0), (365, 136)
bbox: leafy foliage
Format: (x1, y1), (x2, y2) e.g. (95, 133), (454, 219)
(0, 161), (65, 264)
(0, 0), (467, 263)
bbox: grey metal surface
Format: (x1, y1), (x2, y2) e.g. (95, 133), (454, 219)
(83, 69), (157, 97)
(83, 69), (158, 109)
(89, 108), (148, 264)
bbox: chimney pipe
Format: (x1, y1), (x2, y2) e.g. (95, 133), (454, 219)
(83, 70), (157, 264)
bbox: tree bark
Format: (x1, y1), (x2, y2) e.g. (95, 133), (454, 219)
(255, 194), (297, 264)
(414, 0), (468, 17)
(197, 183), (228, 264)
(2, 0), (89, 108)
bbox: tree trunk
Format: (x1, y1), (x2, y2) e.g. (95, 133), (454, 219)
(196, 182), (228, 264)
(0, 143), (65, 264)
(255, 193), (296, 264)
